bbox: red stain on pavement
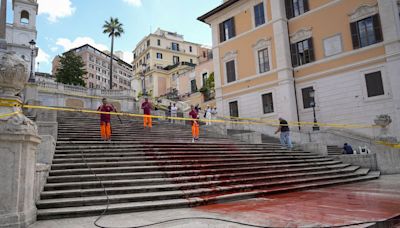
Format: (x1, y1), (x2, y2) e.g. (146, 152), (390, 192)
(197, 176), (400, 227)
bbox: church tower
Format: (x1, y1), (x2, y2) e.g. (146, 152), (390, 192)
(6, 0), (38, 69)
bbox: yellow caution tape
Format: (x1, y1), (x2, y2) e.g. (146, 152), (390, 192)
(0, 98), (23, 107)
(0, 111), (21, 118)
(376, 141), (400, 149)
(223, 115), (377, 129)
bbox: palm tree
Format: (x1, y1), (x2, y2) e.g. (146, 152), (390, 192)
(103, 17), (124, 89)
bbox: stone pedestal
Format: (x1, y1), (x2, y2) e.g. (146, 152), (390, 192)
(0, 51), (41, 227)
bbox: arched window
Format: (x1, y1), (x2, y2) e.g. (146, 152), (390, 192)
(20, 11), (30, 24)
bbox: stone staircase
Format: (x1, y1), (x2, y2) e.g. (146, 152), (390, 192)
(36, 112), (380, 220)
(328, 145), (344, 156)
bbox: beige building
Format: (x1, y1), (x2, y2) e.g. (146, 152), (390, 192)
(199, 0), (400, 138)
(53, 44), (133, 90)
(132, 28), (201, 97)
(177, 47), (215, 108)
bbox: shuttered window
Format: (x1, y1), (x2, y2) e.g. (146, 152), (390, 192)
(258, 48), (270, 73)
(262, 93), (274, 114)
(285, 0), (309, 19)
(219, 17), (236, 42)
(226, 60), (236, 83)
(290, 38), (315, 67)
(350, 14), (383, 49)
(301, 86), (315, 109)
(365, 71), (384, 97)
(229, 101), (239, 118)
(191, 79), (197, 93)
(254, 2), (265, 27)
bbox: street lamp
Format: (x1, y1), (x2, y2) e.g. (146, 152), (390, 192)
(141, 63), (147, 96)
(309, 89), (320, 131)
(28, 39), (36, 83)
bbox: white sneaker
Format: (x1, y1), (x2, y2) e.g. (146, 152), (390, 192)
(192, 138), (195, 143)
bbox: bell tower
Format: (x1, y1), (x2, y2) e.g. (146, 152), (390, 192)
(12, 0), (38, 30)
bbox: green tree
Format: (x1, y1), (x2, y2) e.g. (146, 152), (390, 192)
(103, 17), (124, 89)
(55, 52), (87, 86)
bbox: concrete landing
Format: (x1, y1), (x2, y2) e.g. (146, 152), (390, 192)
(30, 175), (400, 228)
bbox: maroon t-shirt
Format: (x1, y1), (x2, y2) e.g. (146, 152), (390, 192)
(189, 110), (198, 124)
(142, 101), (152, 115)
(98, 105), (114, 123)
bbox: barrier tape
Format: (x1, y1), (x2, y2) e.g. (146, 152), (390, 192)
(19, 103), (379, 129)
(0, 102), (398, 148)
(0, 98), (23, 107)
(223, 116), (378, 129)
(0, 111), (21, 118)
(376, 141), (400, 149)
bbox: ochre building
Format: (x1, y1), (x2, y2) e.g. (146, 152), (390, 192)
(198, 0), (400, 137)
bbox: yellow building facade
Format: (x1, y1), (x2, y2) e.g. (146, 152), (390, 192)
(199, 0), (400, 137)
(132, 28), (201, 97)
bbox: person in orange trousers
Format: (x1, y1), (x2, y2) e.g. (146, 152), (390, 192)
(189, 105), (200, 143)
(141, 97), (152, 128)
(97, 98), (115, 141)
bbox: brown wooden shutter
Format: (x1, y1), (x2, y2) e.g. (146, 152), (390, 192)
(303, 0), (309, 12)
(350, 22), (360, 49)
(285, 0), (293, 19)
(231, 17), (236, 38)
(219, 22), (225, 43)
(290, 43), (298, 67)
(373, 14), (383, 42)
(308, 38), (315, 62)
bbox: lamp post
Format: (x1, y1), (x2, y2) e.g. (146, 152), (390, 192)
(28, 39), (36, 83)
(141, 63), (147, 96)
(309, 89), (320, 131)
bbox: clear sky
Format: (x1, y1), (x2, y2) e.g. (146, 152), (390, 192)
(6, 0), (221, 73)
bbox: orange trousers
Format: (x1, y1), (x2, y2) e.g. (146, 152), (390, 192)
(100, 122), (111, 140)
(192, 122), (199, 138)
(143, 115), (152, 128)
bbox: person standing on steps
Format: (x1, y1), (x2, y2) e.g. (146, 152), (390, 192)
(141, 97), (152, 129)
(205, 105), (212, 126)
(275, 117), (293, 149)
(97, 98), (116, 141)
(170, 103), (178, 124)
(189, 105), (200, 143)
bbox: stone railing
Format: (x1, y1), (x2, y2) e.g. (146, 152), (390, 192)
(35, 81), (137, 112)
(37, 81), (136, 98)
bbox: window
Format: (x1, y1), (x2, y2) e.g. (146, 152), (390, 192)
(189, 46), (193, 52)
(365, 71), (384, 97)
(147, 40), (150, 47)
(301, 86), (315, 109)
(173, 56), (180, 64)
(20, 10), (29, 24)
(285, 0), (309, 19)
(350, 15), (383, 49)
(254, 2), (265, 27)
(133, 53), (136, 59)
(172, 42), (180, 51)
(258, 48), (270, 73)
(203, 51), (206, 58)
(202, 73), (208, 86)
(229, 101), (239, 118)
(262, 93), (274, 114)
(226, 60), (236, 83)
(290, 38), (315, 67)
(146, 53), (150, 59)
(191, 79), (197, 93)
(157, 39), (161, 46)
(156, 53), (163, 59)
(190, 59), (193, 63)
(219, 18), (236, 42)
